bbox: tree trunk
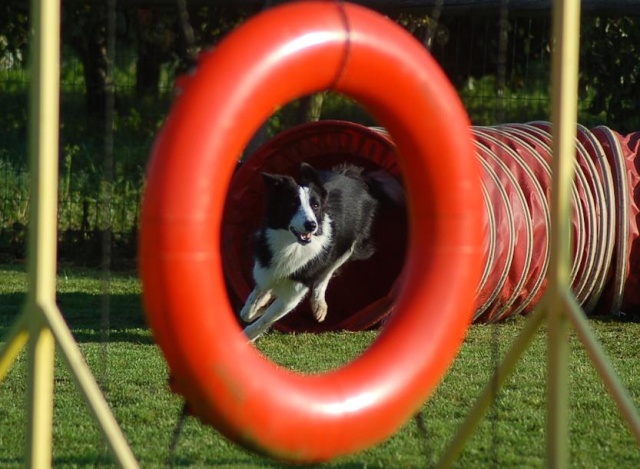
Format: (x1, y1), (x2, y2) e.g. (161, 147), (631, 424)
(136, 41), (161, 98)
(297, 93), (325, 124)
(78, 32), (109, 123)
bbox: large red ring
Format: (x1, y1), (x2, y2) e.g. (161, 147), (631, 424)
(140, 1), (483, 462)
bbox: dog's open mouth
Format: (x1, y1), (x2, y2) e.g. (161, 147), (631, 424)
(290, 227), (314, 244)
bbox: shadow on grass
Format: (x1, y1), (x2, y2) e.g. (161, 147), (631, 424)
(0, 455), (113, 468)
(0, 456), (388, 469)
(0, 291), (152, 344)
(168, 456), (387, 468)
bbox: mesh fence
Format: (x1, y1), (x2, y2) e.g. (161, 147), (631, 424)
(1, 2), (638, 267)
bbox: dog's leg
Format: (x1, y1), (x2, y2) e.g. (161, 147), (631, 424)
(243, 283), (309, 342)
(253, 290), (273, 314)
(240, 288), (272, 323)
(311, 243), (356, 322)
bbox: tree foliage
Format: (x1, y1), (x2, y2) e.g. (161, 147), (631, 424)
(1, 3), (640, 132)
(580, 16), (640, 133)
(0, 1), (29, 71)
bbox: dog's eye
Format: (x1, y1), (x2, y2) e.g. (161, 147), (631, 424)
(310, 200), (320, 210)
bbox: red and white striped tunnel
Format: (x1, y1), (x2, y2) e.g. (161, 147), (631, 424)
(222, 120), (640, 328)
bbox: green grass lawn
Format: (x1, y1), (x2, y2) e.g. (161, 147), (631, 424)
(1, 264), (639, 467)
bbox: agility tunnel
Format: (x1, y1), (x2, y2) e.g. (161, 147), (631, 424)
(222, 120), (408, 332)
(223, 120), (640, 328)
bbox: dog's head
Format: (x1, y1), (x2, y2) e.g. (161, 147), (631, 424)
(262, 163), (328, 245)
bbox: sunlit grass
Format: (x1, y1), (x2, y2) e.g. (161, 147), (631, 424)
(1, 266), (639, 467)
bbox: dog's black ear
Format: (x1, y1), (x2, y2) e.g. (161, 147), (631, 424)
(261, 172), (286, 190)
(300, 163), (326, 196)
(300, 163), (318, 183)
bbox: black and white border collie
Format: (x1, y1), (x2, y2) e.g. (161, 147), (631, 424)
(241, 162), (402, 341)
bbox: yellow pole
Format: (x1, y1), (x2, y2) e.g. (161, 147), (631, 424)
(26, 322), (55, 468)
(436, 306), (546, 468)
(40, 301), (142, 468)
(546, 0), (582, 466)
(562, 290), (640, 443)
(0, 313), (28, 380)
(24, 0), (61, 464)
(437, 0), (636, 466)
(0, 0), (141, 466)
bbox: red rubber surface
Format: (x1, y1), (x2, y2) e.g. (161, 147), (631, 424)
(139, 2), (483, 462)
(220, 121), (640, 328)
(592, 128), (640, 316)
(618, 131), (640, 314)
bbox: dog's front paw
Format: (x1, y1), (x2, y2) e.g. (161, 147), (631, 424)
(311, 299), (328, 322)
(241, 302), (263, 323)
(240, 290), (271, 323)
(239, 305), (254, 323)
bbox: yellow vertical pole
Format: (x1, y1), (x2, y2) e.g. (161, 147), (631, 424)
(26, 324), (55, 469)
(13, 0), (141, 466)
(24, 0), (61, 466)
(547, 0), (582, 467)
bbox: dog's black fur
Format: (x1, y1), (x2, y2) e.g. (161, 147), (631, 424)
(241, 162), (401, 341)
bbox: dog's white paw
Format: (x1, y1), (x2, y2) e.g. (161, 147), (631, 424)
(241, 305), (263, 323)
(239, 306), (254, 322)
(312, 299), (328, 322)
(240, 291), (271, 322)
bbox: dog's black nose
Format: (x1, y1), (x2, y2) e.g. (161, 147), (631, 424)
(304, 220), (317, 232)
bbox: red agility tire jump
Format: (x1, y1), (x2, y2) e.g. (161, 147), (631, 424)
(139, 1), (483, 463)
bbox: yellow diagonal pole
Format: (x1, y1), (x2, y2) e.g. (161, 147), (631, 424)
(0, 312), (29, 380)
(562, 289), (640, 443)
(436, 306), (546, 467)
